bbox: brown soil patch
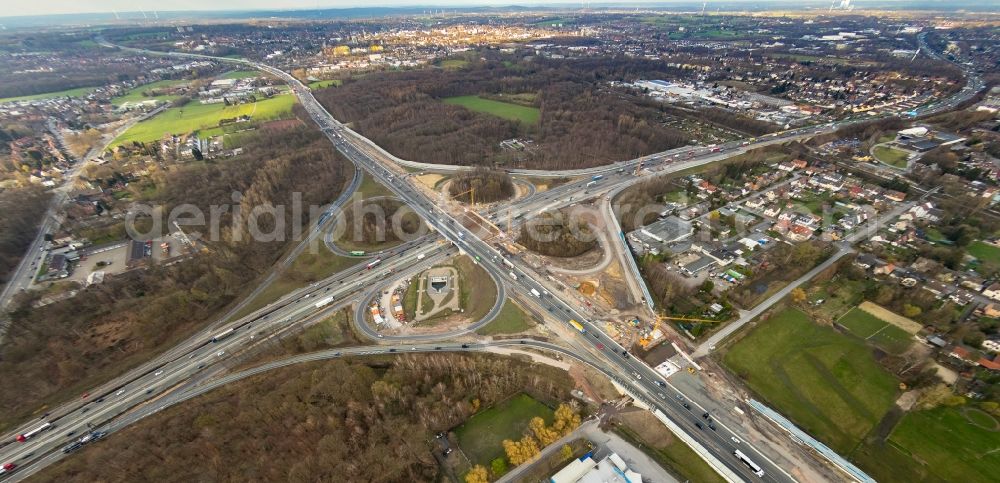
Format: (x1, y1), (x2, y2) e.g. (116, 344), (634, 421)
(578, 281), (597, 296)
(617, 410), (675, 448)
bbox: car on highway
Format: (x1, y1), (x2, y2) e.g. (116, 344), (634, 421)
(115, 389), (126, 396)
(731, 436), (741, 444)
(655, 380), (666, 387)
(596, 343), (604, 350)
(216, 351), (225, 357)
(1, 463), (16, 474)
(154, 370), (164, 376)
(695, 422), (704, 430)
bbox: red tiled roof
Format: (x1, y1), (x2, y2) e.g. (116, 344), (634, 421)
(978, 357), (1000, 371)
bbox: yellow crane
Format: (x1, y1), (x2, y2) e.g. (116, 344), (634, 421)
(639, 313), (722, 349)
(452, 187), (475, 205)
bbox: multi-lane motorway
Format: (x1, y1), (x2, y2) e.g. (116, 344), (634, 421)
(1, 37), (985, 481)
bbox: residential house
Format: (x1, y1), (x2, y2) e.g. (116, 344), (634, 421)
(982, 282), (1000, 302)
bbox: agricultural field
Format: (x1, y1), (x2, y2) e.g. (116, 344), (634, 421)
(723, 308), (900, 453)
(442, 95), (540, 125)
(873, 145), (910, 168)
(969, 240), (1000, 264)
(454, 393), (553, 468)
(0, 85), (98, 104)
(111, 79), (185, 106)
(112, 94), (296, 145)
(838, 307), (914, 355)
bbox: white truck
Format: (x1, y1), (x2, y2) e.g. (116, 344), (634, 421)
(530, 288), (542, 298)
(509, 271), (518, 281)
(314, 296), (334, 308)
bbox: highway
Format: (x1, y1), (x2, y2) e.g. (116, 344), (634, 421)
(5, 338), (647, 481)
(281, 66), (795, 482)
(0, 242), (458, 477)
(0, 36), (983, 482)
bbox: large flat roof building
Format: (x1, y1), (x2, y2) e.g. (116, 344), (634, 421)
(627, 216), (694, 256)
(550, 452), (642, 483)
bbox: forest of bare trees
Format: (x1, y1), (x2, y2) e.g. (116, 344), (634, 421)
(36, 354), (575, 483)
(313, 56), (695, 170)
(0, 186), (50, 284)
(518, 210), (597, 257)
(339, 198), (423, 245)
(448, 167), (515, 203)
(0, 119), (351, 428)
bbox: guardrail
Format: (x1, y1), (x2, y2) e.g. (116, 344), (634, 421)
(748, 399), (874, 483)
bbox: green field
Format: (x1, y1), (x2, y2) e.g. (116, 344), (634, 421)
(838, 308), (913, 355)
(443, 95), (540, 125)
(112, 79), (185, 106)
(112, 94), (296, 145)
(219, 70), (261, 80)
(723, 308), (899, 453)
(439, 59), (470, 70)
(856, 406), (1000, 483)
(476, 301), (534, 335)
(307, 79), (342, 89)
(455, 393), (553, 467)
(873, 145), (910, 168)
(0, 86), (98, 104)
(969, 241), (1000, 264)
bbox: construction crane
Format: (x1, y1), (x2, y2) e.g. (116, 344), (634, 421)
(639, 313), (721, 349)
(658, 315), (721, 324)
(452, 187), (475, 205)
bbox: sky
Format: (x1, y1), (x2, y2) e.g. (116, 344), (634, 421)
(6, 1), (553, 18)
(0, 0), (740, 18)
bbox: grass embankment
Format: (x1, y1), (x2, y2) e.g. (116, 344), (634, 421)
(443, 95), (540, 125)
(112, 94), (296, 145)
(615, 411), (726, 483)
(723, 308), (899, 454)
(854, 405), (1000, 483)
(476, 301), (535, 335)
(0, 86), (98, 104)
(414, 255), (497, 326)
(455, 393), (553, 468)
(230, 247), (358, 320)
